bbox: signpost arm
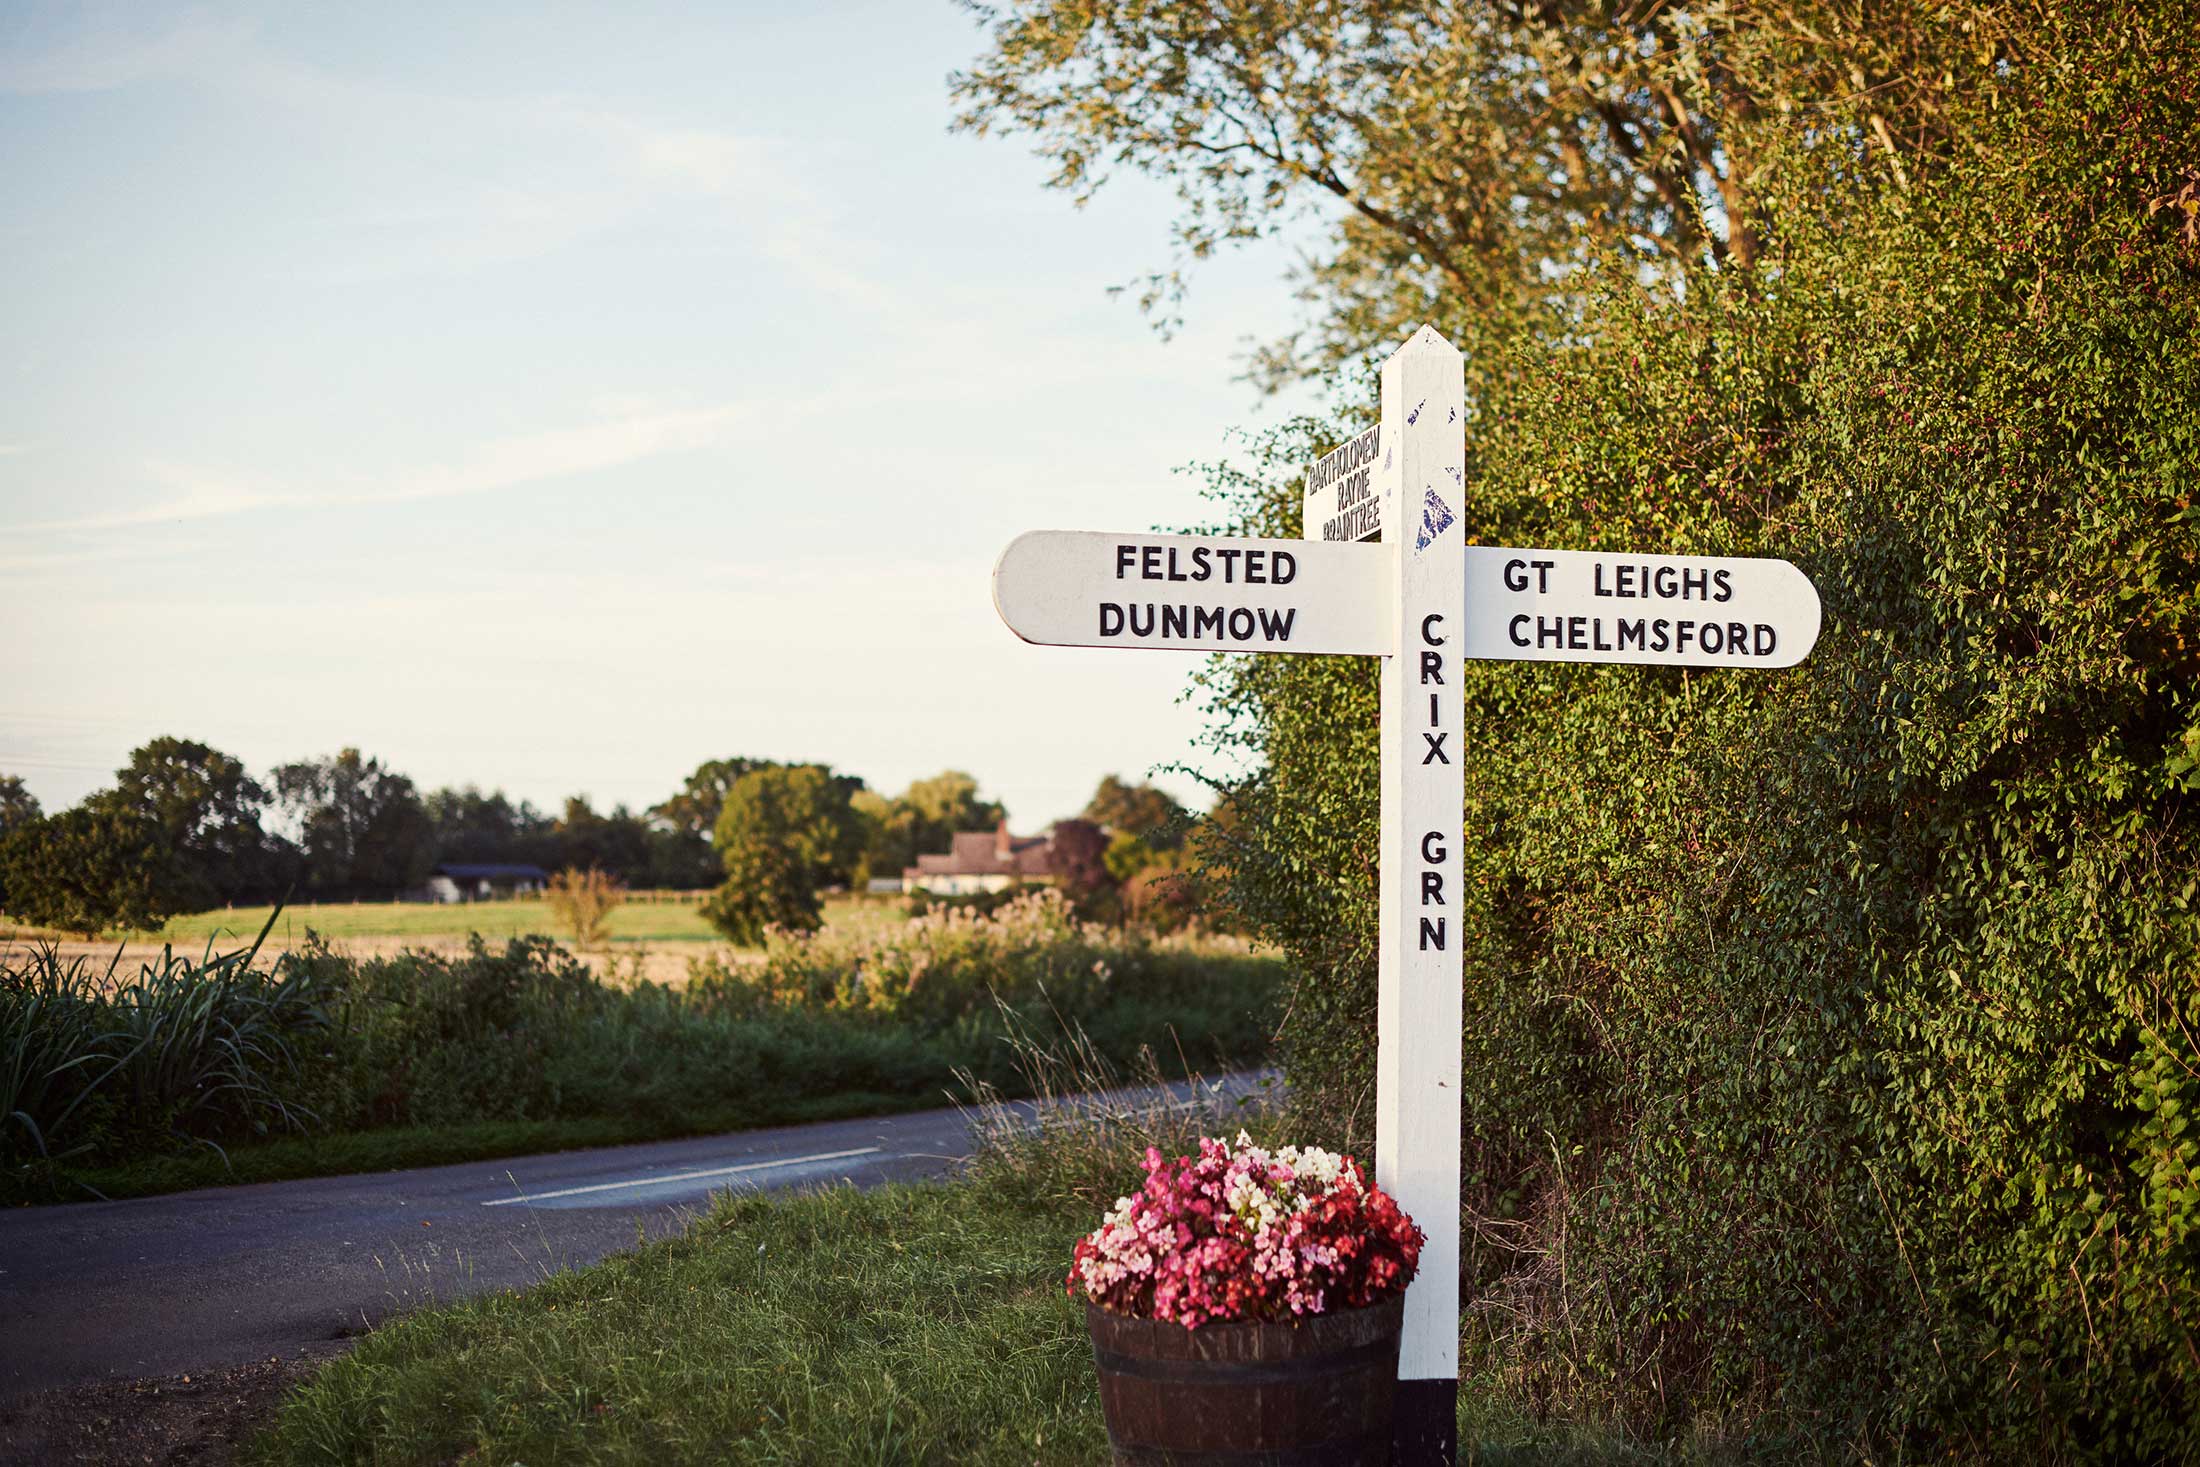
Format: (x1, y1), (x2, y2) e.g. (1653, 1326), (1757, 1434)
(1376, 326), (1465, 1464)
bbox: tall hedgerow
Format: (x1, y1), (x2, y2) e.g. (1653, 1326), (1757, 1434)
(1192, 5), (2198, 1457)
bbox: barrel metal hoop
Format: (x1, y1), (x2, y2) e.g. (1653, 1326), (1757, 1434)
(1107, 1428), (1392, 1467)
(1092, 1335), (1394, 1385)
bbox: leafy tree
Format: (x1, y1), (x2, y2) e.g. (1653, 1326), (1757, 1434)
(92, 737), (289, 905)
(424, 785), (558, 868)
(856, 770), (1005, 882)
(953, 0), (2019, 390)
(1084, 775), (1187, 849)
(271, 749), (433, 898)
(652, 757), (776, 845)
(701, 764), (868, 943)
(0, 807), (201, 936)
(0, 775), (41, 841)
(1045, 817), (1113, 917)
(553, 795), (652, 882)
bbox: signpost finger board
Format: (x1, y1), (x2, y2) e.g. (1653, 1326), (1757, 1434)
(991, 324), (1823, 1467)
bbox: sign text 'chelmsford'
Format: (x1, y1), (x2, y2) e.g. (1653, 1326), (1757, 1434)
(1103, 542), (1301, 644)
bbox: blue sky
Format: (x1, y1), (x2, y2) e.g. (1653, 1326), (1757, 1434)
(0, 2), (1330, 827)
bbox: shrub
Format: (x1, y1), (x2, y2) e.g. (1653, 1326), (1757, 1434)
(1, 924), (329, 1175)
(0, 807), (206, 936)
(1198, 7), (2200, 1457)
(544, 866), (623, 950)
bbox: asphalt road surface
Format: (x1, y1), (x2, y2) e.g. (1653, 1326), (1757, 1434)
(0, 1104), (981, 1400)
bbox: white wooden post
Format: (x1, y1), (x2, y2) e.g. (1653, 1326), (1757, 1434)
(1375, 326), (1465, 1461)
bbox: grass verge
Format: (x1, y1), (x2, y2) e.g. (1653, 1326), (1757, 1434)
(253, 1180), (1106, 1466)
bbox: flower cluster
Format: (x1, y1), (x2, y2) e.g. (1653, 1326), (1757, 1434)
(1068, 1132), (1424, 1327)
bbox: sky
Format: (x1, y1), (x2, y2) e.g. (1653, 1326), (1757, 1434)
(0, 1), (1336, 829)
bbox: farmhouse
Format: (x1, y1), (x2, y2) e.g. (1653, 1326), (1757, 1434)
(426, 862), (550, 903)
(903, 819), (1078, 896)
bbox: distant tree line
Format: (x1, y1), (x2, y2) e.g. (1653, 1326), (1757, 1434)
(0, 740), (1201, 939)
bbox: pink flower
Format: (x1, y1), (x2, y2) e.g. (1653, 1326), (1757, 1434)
(1067, 1134), (1424, 1327)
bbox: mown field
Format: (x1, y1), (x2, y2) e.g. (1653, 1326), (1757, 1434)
(119, 892), (905, 948)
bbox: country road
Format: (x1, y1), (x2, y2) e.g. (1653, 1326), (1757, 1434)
(0, 1104), (982, 1401)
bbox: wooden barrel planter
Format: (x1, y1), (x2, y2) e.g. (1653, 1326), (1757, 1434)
(1085, 1295), (1403, 1466)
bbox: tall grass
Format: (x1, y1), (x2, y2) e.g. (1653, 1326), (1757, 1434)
(7, 899), (1284, 1201)
(2, 915), (331, 1179)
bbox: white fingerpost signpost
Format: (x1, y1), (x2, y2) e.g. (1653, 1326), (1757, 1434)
(993, 325), (1821, 1465)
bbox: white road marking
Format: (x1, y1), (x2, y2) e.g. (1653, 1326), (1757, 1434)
(481, 1146), (885, 1207)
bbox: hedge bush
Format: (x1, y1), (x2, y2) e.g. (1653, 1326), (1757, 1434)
(1200, 7), (2198, 1457)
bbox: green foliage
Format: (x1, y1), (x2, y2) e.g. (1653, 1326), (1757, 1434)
(0, 806), (206, 936)
(0, 773), (41, 841)
(2, 920), (329, 1175)
(951, 0), (2017, 391)
(92, 736), (291, 906)
(693, 889), (1276, 1055)
(1083, 774), (1186, 848)
(7, 905), (1281, 1199)
(702, 763), (867, 941)
(271, 747), (434, 898)
(1158, 4), (2200, 1457)
(853, 768), (1005, 885)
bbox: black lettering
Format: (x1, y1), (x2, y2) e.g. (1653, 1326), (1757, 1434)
(1677, 620), (1696, 653)
(1537, 615), (1565, 649)
(1256, 607), (1296, 641)
(1728, 621), (1748, 655)
(1420, 830), (1447, 863)
(1532, 559), (1555, 593)
(1701, 621), (1723, 653)
(1192, 546), (1212, 581)
(1713, 568), (1733, 602)
(1272, 550), (1296, 585)
(1654, 565), (1678, 598)
(1227, 607), (1255, 640)
(1162, 604), (1187, 638)
(1652, 619), (1672, 651)
(1594, 562), (1612, 596)
(1754, 624), (1777, 656)
(1420, 870), (1445, 905)
(1130, 603), (1155, 636)
(1429, 692), (1440, 725)
(1419, 917), (1446, 951)
(1217, 548), (1243, 581)
(1421, 613), (1446, 646)
(1193, 606), (1224, 639)
(1100, 603), (1124, 636)
(1116, 545), (1136, 579)
(1420, 649), (1444, 683)
(1568, 615), (1588, 650)
(1508, 614), (1530, 648)
(1593, 618), (1611, 652)
(1682, 567), (1709, 600)
(1422, 731), (1450, 764)
(1165, 547), (1187, 581)
(1616, 565), (1637, 597)
(1503, 557), (1529, 592)
(1141, 546), (1162, 579)
(1618, 618), (1647, 650)
(1245, 549), (1266, 584)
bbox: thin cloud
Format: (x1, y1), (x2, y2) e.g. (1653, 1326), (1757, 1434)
(2, 396), (804, 536)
